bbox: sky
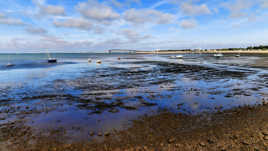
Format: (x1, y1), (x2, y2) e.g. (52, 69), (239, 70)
(0, 0), (268, 52)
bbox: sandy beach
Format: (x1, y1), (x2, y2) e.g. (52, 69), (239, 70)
(9, 103), (268, 151)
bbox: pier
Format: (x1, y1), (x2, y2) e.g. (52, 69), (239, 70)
(108, 49), (137, 54)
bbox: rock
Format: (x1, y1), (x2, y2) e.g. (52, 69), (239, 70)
(168, 138), (175, 144)
(199, 142), (206, 147)
(254, 147), (260, 151)
(98, 132), (102, 136)
(225, 94), (233, 98)
(63, 144), (72, 148)
(104, 132), (110, 136)
(215, 105), (223, 110)
(135, 147), (142, 151)
(262, 130), (268, 136)
(174, 143), (181, 148)
(177, 103), (184, 109)
(242, 140), (251, 145)
(122, 106), (137, 110)
(143, 146), (148, 150)
(141, 101), (157, 106)
(89, 131), (95, 136)
(232, 134), (239, 139)
(207, 138), (215, 144)
(263, 136), (268, 140)
(108, 108), (119, 113)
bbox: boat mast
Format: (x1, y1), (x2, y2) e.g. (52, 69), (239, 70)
(8, 55), (11, 64)
(47, 52), (51, 59)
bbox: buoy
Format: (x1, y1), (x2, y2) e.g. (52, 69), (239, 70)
(96, 60), (102, 64)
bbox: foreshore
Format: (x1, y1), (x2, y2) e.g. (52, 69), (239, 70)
(6, 103), (268, 151)
(136, 50), (268, 54)
(1, 54), (268, 151)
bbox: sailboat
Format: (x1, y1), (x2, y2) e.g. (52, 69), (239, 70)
(213, 53), (223, 58)
(47, 53), (57, 63)
(6, 55), (15, 67)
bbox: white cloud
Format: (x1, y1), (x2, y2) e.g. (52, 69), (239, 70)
(1, 0), (268, 52)
(25, 26), (47, 35)
(110, 0), (123, 8)
(3, 36), (93, 52)
(33, 0), (65, 16)
(0, 13), (25, 26)
(40, 5), (65, 16)
(222, 0), (253, 18)
(260, 0), (268, 8)
(181, 2), (211, 16)
(121, 29), (151, 42)
(77, 0), (120, 23)
(180, 19), (197, 29)
(54, 18), (93, 30)
(0, 13), (5, 18)
(53, 18), (105, 33)
(124, 9), (176, 25)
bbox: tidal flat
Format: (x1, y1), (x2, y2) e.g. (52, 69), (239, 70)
(0, 53), (268, 150)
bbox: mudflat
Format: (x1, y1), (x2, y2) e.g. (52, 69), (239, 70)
(2, 103), (268, 151)
(1, 54), (268, 151)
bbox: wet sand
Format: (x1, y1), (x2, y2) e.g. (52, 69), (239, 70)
(2, 103), (268, 151)
(1, 54), (268, 151)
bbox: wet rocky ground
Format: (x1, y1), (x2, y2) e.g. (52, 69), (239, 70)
(0, 54), (268, 150)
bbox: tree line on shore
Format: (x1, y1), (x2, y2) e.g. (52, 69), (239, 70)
(157, 45), (268, 52)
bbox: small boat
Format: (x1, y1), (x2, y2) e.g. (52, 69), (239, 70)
(213, 53), (223, 58)
(235, 54), (240, 57)
(48, 58), (57, 63)
(96, 60), (102, 64)
(47, 53), (57, 63)
(176, 55), (183, 59)
(6, 56), (15, 67)
(6, 63), (15, 67)
(170, 55), (183, 59)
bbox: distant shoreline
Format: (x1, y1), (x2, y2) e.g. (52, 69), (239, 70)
(1, 50), (268, 54)
(136, 50), (268, 54)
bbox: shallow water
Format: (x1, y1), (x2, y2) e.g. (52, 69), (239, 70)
(0, 53), (268, 143)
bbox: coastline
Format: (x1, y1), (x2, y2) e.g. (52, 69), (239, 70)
(136, 50), (268, 54)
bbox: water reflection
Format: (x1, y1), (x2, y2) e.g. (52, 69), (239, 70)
(0, 53), (268, 143)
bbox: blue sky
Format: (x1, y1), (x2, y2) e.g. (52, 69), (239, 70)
(0, 0), (268, 52)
